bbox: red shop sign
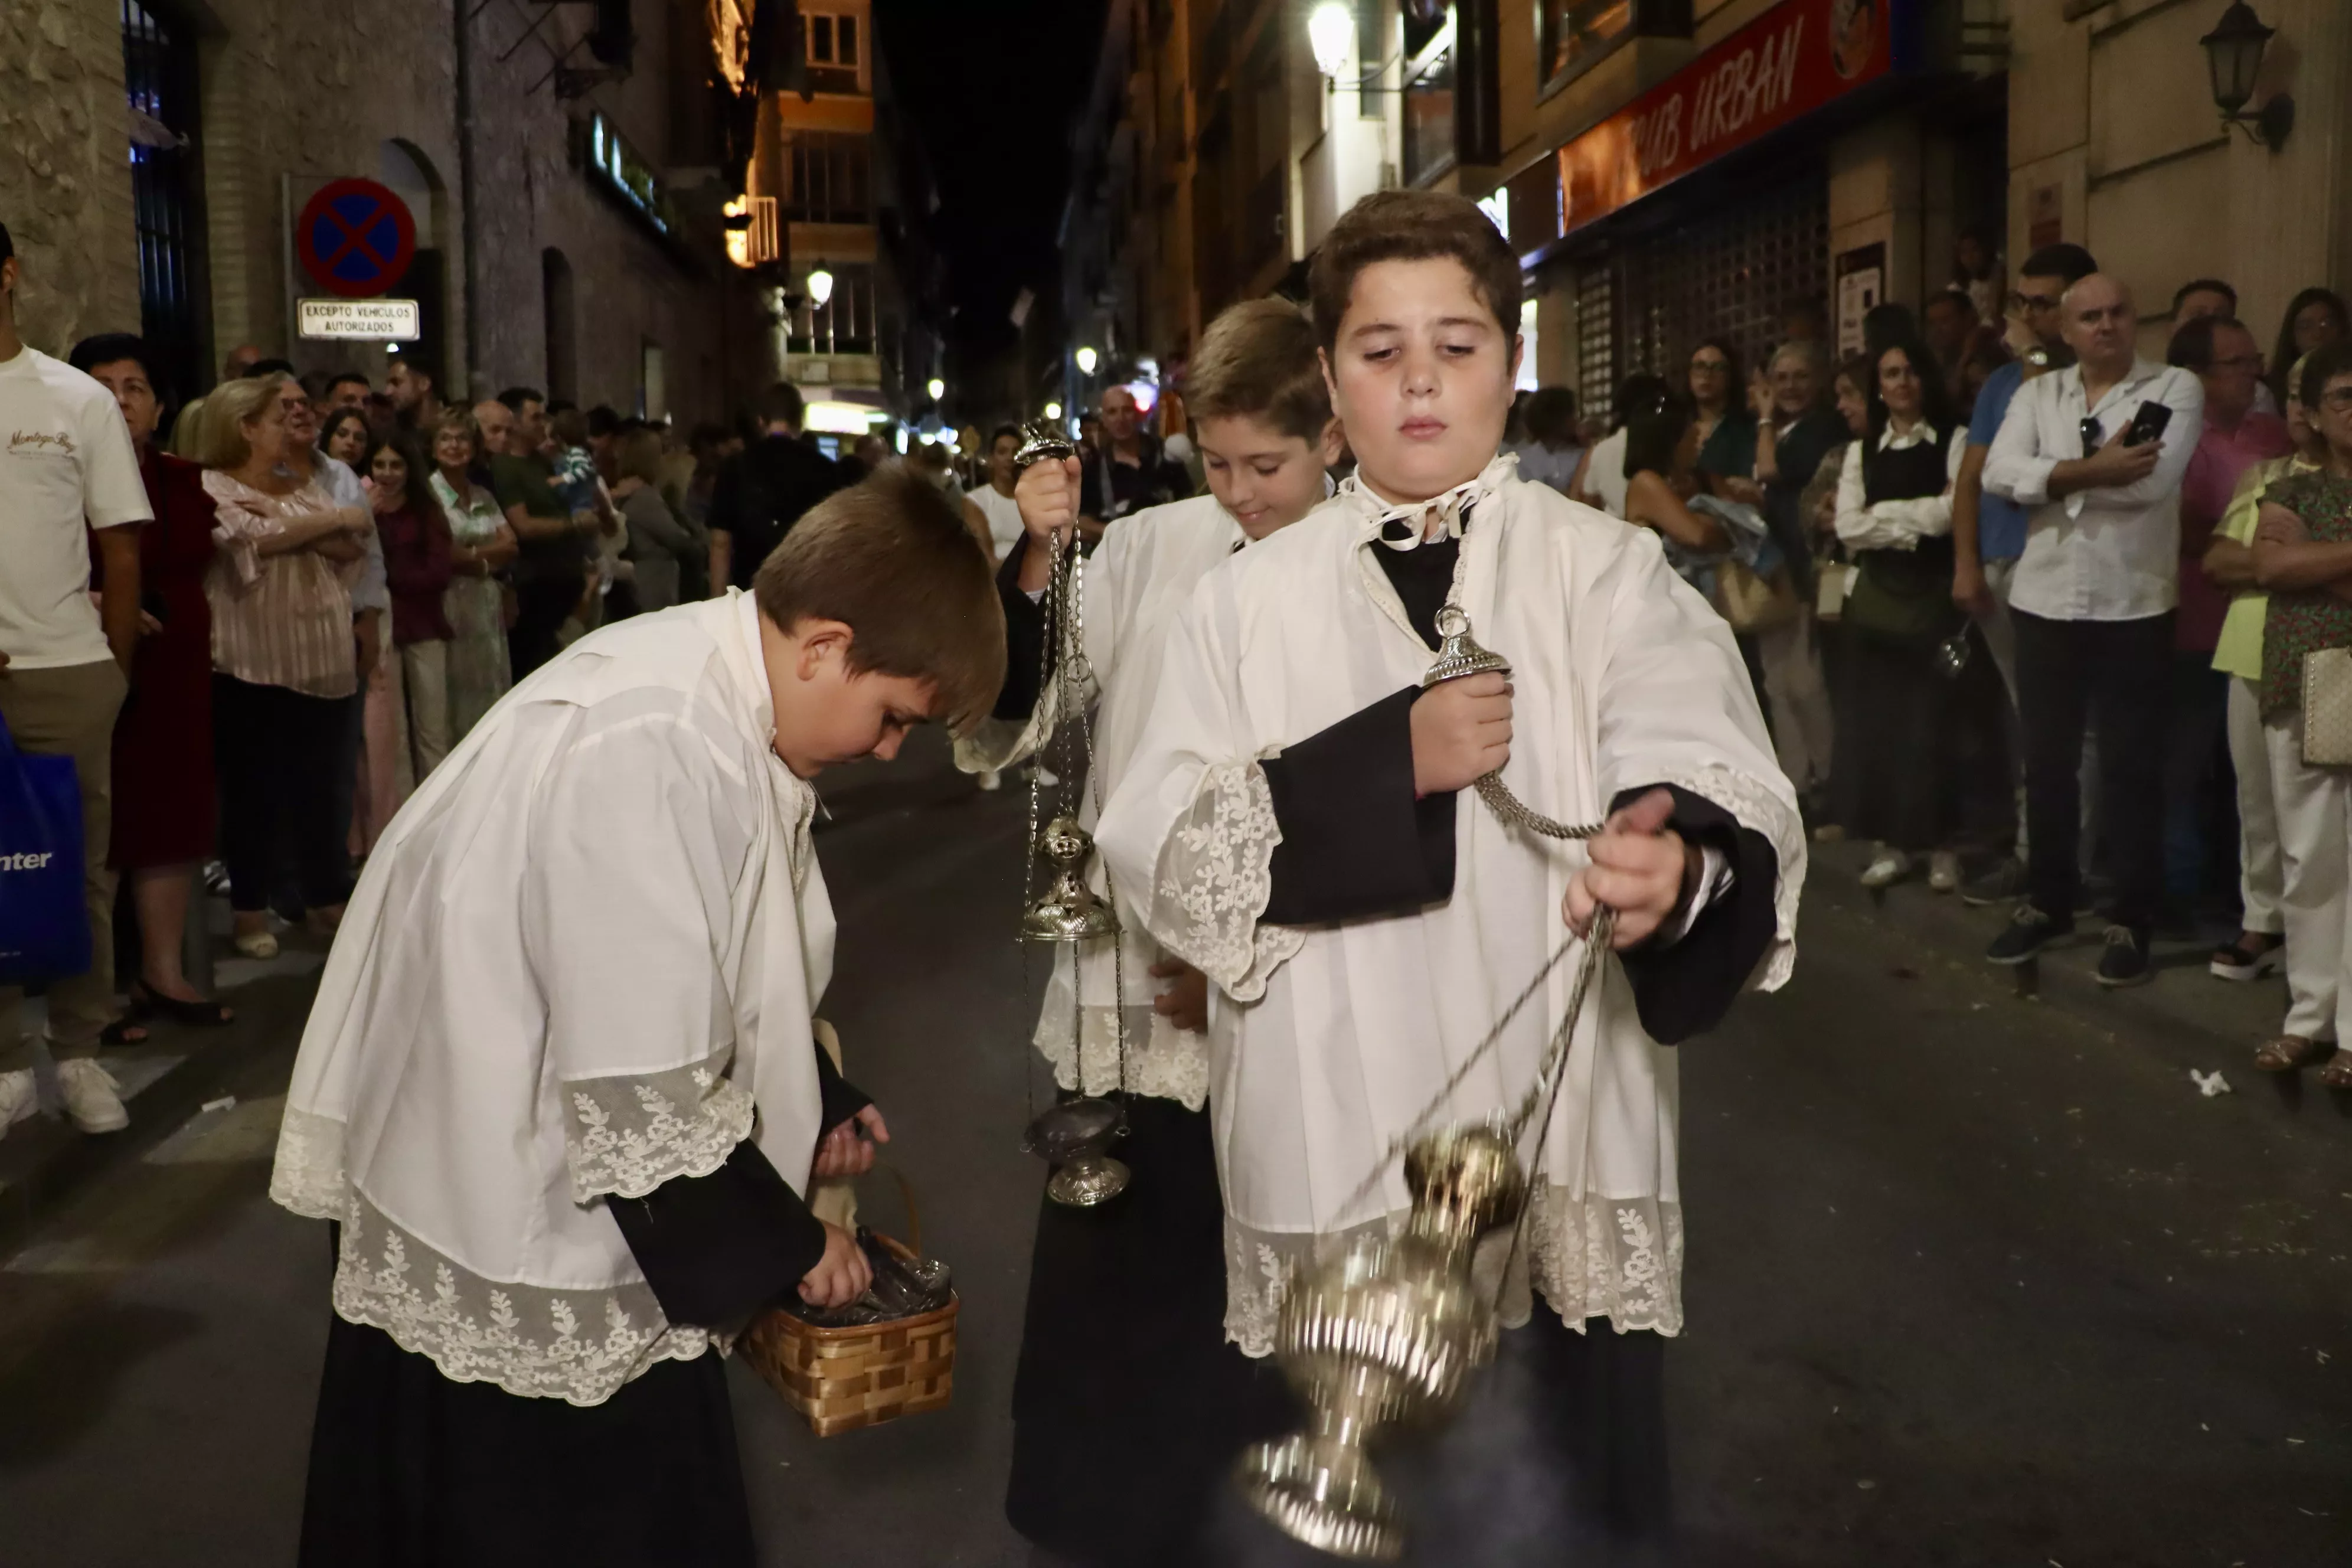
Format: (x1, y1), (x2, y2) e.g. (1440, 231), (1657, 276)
(1556, 0), (1902, 238)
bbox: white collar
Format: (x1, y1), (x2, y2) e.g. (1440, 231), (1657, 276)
(1337, 452), (1520, 551)
(1875, 419), (1942, 450)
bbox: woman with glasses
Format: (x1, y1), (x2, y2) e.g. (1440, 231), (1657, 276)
(2247, 341), (2352, 1090)
(1832, 339), (1971, 891)
(1688, 337), (1756, 488)
(2266, 288), (2348, 413)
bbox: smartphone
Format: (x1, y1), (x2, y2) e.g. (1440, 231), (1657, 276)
(2121, 400), (2173, 447)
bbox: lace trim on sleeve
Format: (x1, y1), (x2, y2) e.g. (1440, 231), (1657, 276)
(1147, 760), (1304, 1003)
(1641, 760), (1807, 991)
(270, 1104), (352, 1221)
(332, 1192), (716, 1407)
(561, 1049), (756, 1205)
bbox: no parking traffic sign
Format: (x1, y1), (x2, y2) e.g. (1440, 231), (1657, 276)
(296, 178), (417, 299)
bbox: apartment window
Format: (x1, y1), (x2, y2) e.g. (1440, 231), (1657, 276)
(784, 132), (871, 223)
(805, 8), (860, 92)
(122, 0), (207, 407)
(1402, 50), (1456, 186)
(1541, 1), (1690, 96)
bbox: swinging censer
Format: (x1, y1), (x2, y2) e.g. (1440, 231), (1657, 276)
(1010, 420), (1131, 1210)
(1236, 592), (1616, 1560)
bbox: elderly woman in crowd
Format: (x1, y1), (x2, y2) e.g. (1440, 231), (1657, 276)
(1747, 339), (1847, 814)
(66, 334), (231, 1028)
(199, 373), (374, 959)
(608, 424), (701, 615)
(2248, 341), (2352, 1090)
(425, 409), (517, 740)
(362, 431), (456, 780)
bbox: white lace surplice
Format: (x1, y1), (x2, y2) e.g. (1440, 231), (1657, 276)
(269, 592), (831, 1406)
(955, 494), (1249, 1112)
(1095, 460), (1805, 1355)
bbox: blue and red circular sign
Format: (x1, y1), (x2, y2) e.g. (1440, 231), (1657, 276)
(296, 178), (417, 299)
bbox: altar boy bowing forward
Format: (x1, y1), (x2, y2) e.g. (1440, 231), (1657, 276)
(1097, 190), (1805, 1557)
(270, 471), (1002, 1566)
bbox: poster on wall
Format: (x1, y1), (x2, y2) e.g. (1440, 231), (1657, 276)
(1835, 241), (1886, 357)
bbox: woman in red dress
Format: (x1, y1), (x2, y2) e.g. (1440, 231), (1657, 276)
(70, 334), (232, 1027)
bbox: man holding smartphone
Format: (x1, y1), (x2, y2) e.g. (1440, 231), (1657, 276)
(1981, 274), (2205, 985)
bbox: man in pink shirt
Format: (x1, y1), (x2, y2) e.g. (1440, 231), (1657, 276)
(2166, 313), (2293, 925)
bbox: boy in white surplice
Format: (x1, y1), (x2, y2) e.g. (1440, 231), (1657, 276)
(269, 471), (1002, 1566)
(962, 299), (1346, 1564)
(1095, 190), (1806, 1558)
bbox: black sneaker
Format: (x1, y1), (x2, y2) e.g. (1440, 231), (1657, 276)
(1960, 858), (2027, 907)
(1986, 904), (2072, 964)
(2095, 926), (2154, 988)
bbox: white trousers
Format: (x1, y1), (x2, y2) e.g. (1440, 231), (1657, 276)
(400, 640), (452, 781)
(1757, 610), (1833, 795)
(2262, 711), (2351, 1041)
(2227, 678), (2284, 934)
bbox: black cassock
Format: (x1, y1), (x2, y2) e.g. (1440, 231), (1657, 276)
(1006, 537), (1779, 1567)
(297, 1053), (874, 1568)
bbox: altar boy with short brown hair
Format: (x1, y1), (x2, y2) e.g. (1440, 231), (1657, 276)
(273, 469), (1001, 1565)
(1097, 189), (1805, 1558)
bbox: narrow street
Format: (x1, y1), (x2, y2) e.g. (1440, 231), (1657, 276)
(0, 735), (2344, 1567)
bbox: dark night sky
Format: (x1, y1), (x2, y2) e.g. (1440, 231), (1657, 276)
(877, 0), (1106, 378)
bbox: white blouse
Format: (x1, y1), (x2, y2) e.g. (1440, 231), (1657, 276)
(1832, 420), (1966, 553)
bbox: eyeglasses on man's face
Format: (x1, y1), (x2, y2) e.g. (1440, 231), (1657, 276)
(2010, 290), (2064, 314)
(1690, 357), (1730, 375)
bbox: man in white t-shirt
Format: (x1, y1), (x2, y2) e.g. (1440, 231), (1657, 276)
(0, 219), (153, 1140)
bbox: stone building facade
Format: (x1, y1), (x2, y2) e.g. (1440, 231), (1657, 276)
(1, 0), (805, 424)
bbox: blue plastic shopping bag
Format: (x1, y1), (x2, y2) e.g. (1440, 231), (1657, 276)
(0, 708), (90, 986)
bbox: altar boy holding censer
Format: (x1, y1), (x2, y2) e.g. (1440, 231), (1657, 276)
(962, 299), (1347, 1563)
(270, 472), (1000, 1566)
(1097, 190), (1805, 1559)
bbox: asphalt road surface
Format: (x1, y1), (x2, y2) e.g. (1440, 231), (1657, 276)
(1, 733), (2343, 1567)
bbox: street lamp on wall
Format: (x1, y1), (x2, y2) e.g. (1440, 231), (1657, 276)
(1075, 345), (1099, 375)
(1044, 400), (1063, 421)
(926, 376), (945, 401)
(2200, 2), (2294, 149)
(1308, 1), (1352, 77)
(806, 266), (835, 306)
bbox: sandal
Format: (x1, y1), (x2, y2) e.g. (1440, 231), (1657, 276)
(2210, 933), (2284, 982)
(129, 979), (235, 1028)
(99, 1017), (149, 1047)
(2252, 1034), (2324, 1073)
(2320, 1052), (2352, 1091)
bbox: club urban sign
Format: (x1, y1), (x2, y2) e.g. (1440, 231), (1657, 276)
(1552, 0), (1905, 239)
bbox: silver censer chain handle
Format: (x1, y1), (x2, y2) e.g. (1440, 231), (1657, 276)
(1419, 604), (1608, 841)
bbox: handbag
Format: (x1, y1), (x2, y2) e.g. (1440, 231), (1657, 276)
(1713, 558), (1802, 634)
(2302, 646), (2352, 766)
(0, 710), (90, 986)
(1815, 560), (1853, 621)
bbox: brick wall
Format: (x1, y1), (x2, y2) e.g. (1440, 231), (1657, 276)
(6, 0), (754, 424)
(0, 0), (144, 353)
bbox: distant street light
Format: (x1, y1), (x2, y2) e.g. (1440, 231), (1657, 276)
(1308, 1), (1353, 78)
(1075, 345), (1099, 375)
(806, 266), (835, 307)
(1044, 401), (1063, 420)
(926, 376), (945, 400)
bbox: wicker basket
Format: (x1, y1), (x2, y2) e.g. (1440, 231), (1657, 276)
(737, 1180), (956, 1438)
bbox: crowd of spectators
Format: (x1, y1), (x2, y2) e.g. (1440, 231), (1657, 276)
(9, 195), (2352, 1142)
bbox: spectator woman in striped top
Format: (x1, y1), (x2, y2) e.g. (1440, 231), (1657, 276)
(198, 373), (375, 959)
